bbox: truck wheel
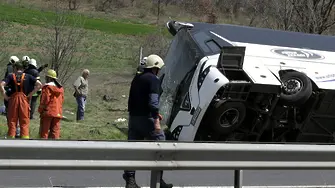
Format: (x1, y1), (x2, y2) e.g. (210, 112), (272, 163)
(209, 101), (246, 135)
(280, 71), (312, 105)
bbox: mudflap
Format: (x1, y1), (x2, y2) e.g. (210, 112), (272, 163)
(296, 90), (335, 143)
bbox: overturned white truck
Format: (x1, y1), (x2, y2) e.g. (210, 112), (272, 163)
(158, 20), (335, 143)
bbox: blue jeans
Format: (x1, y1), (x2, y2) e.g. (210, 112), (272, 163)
(124, 116), (165, 179)
(76, 95), (86, 121)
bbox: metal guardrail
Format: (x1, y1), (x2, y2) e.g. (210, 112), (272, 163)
(1, 140), (335, 188)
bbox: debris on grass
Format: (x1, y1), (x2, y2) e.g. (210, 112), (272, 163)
(102, 95), (117, 102)
(64, 110), (75, 115)
(115, 118), (127, 123)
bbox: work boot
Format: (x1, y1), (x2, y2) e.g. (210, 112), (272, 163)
(123, 173), (140, 188)
(160, 179), (173, 188)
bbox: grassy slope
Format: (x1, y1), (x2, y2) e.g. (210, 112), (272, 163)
(0, 22), (134, 140)
(0, 3), (158, 35)
(5, 0), (206, 25)
(0, 0), (211, 140)
(0, 2), (154, 140)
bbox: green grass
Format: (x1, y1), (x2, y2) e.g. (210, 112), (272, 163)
(0, 3), (158, 35)
(6, 0), (202, 25)
(0, 115), (127, 140)
(0, 1), (172, 140)
(0, 22), (139, 140)
(2, 23), (142, 70)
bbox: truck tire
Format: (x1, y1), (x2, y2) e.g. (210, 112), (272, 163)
(280, 71), (312, 106)
(209, 101), (246, 135)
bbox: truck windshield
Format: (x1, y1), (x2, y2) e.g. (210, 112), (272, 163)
(158, 28), (203, 126)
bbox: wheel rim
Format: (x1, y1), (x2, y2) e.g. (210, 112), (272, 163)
(218, 108), (240, 128)
(283, 78), (303, 94)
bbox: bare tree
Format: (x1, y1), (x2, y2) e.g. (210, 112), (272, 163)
(130, 0), (135, 6)
(94, 0), (127, 12)
(244, 0), (335, 34)
(128, 31), (170, 69)
(150, 0), (163, 25)
(40, 0), (87, 84)
(215, 0), (242, 19)
(289, 0), (335, 34)
(68, 0), (80, 10)
(156, 0), (161, 25)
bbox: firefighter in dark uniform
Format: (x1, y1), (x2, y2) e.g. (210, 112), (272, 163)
(123, 54), (173, 188)
(24, 59), (41, 119)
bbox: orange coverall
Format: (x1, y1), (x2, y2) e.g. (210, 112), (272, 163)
(7, 73), (30, 139)
(38, 82), (64, 139)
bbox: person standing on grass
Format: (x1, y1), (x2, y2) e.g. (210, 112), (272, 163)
(3, 56), (20, 138)
(0, 61), (42, 139)
(38, 69), (64, 139)
(24, 59), (41, 120)
(123, 54), (173, 188)
(73, 69), (89, 121)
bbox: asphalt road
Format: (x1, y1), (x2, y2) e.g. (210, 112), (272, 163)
(1, 170), (335, 187)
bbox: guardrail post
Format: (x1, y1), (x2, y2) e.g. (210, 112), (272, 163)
(150, 170), (161, 188)
(234, 170), (243, 188)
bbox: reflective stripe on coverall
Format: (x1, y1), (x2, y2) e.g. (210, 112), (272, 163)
(7, 73), (30, 139)
(38, 82), (64, 139)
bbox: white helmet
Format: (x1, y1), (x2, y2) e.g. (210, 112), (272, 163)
(29, 59), (37, 68)
(22, 56), (30, 62)
(144, 54), (164, 69)
(9, 56), (19, 64)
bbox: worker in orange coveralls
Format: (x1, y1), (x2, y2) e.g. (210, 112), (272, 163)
(0, 61), (42, 139)
(38, 69), (64, 139)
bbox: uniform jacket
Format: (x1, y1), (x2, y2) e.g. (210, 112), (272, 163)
(24, 65), (40, 80)
(4, 63), (13, 80)
(24, 65), (41, 96)
(38, 82), (64, 118)
(3, 63), (14, 93)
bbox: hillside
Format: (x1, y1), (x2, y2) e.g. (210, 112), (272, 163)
(0, 0), (178, 140)
(0, 0), (334, 140)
